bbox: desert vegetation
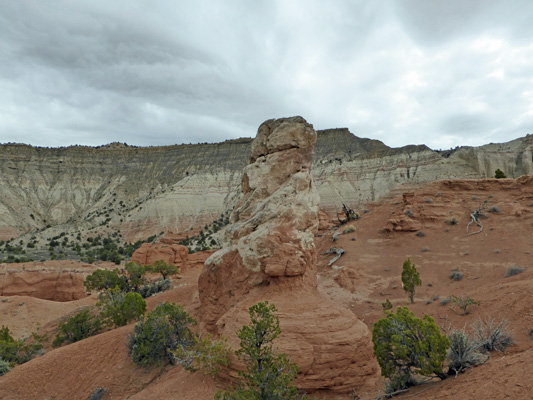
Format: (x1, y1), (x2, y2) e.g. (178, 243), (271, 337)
(372, 307), (449, 395)
(216, 302), (305, 400)
(401, 258), (421, 304)
(0, 325), (43, 373)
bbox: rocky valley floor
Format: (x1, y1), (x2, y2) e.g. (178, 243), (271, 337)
(1, 177), (532, 400)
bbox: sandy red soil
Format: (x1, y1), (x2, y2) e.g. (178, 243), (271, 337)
(1, 178), (532, 399)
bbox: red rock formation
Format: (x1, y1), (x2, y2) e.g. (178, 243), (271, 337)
(131, 243), (189, 268)
(0, 269), (88, 301)
(198, 116), (379, 392)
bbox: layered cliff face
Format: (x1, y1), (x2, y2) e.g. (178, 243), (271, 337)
(198, 117), (379, 392)
(0, 140), (249, 240)
(1, 128), (532, 241)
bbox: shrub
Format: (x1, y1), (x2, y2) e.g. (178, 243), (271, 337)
(447, 329), (484, 376)
(472, 318), (513, 352)
(0, 326), (42, 366)
(128, 302), (196, 367)
(0, 358), (11, 376)
(216, 302), (304, 400)
(505, 266), (524, 277)
(445, 218), (458, 225)
(449, 295), (479, 315)
(372, 307), (449, 393)
(449, 269), (463, 281)
(404, 209), (413, 217)
(416, 231), (425, 237)
(488, 206), (500, 214)
(149, 260), (179, 279)
(422, 246), (430, 252)
(494, 169), (506, 179)
(84, 269), (127, 293)
(401, 258), (421, 304)
(173, 333), (230, 376)
(137, 278), (172, 298)
(382, 299), (393, 311)
(97, 288), (146, 327)
(440, 298), (451, 306)
(124, 262), (147, 291)
(52, 309), (102, 348)
(88, 387), (107, 400)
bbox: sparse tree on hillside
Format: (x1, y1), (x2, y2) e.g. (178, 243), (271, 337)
(128, 302), (196, 367)
(52, 309), (102, 347)
(216, 301), (305, 400)
(494, 169), (507, 179)
(97, 288), (146, 327)
(124, 261), (146, 291)
(148, 259), (179, 279)
(84, 268), (127, 293)
(372, 307), (449, 393)
(401, 258), (421, 304)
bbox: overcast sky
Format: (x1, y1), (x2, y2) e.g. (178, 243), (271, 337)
(1, 1), (532, 149)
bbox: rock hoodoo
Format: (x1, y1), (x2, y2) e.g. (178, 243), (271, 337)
(198, 116), (379, 392)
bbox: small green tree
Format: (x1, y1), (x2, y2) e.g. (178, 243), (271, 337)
(128, 302), (196, 367)
(149, 259), (179, 279)
(449, 295), (479, 315)
(52, 309), (102, 347)
(494, 169), (507, 179)
(401, 258), (421, 304)
(216, 301), (305, 400)
(84, 269), (127, 293)
(372, 307), (449, 392)
(97, 288), (146, 327)
(124, 262), (146, 292)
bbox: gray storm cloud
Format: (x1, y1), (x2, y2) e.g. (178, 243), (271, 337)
(0, 0), (532, 149)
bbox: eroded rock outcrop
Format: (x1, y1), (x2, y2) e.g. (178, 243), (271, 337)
(131, 243), (189, 268)
(198, 116), (379, 392)
(0, 268), (88, 301)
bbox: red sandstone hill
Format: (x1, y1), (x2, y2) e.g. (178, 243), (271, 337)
(1, 176), (532, 399)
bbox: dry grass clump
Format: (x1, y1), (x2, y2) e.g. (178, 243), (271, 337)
(472, 318), (513, 352)
(447, 329), (485, 376)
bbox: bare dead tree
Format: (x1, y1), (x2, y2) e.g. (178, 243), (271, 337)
(337, 204), (358, 225)
(321, 248), (345, 266)
(466, 203), (487, 236)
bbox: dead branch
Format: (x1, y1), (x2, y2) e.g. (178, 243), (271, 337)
(337, 204), (358, 225)
(439, 314), (454, 335)
(466, 203), (487, 236)
(321, 247), (345, 266)
(376, 388), (409, 399)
